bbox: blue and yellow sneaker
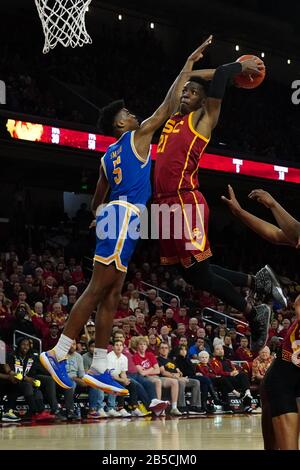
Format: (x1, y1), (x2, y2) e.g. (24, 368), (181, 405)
(40, 350), (73, 389)
(83, 369), (128, 396)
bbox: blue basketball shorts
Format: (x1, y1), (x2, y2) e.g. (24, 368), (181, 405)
(94, 200), (140, 272)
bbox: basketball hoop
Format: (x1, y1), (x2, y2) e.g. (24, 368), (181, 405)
(34, 0), (92, 54)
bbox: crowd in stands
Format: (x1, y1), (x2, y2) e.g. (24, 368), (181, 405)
(0, 240), (299, 423)
(1, 15), (300, 162)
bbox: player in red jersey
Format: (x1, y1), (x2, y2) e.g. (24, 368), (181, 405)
(222, 186), (300, 449)
(154, 41), (286, 352)
(223, 187), (300, 449)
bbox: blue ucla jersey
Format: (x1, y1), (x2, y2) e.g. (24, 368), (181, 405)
(101, 130), (151, 208)
(94, 130), (151, 273)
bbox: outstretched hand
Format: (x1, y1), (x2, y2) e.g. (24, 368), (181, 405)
(221, 185), (242, 215)
(187, 35), (213, 63)
(248, 189), (276, 209)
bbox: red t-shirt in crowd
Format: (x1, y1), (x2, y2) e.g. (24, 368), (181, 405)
(173, 314), (189, 326)
(196, 363), (218, 378)
(43, 270), (55, 279)
(278, 328), (289, 340)
(133, 351), (158, 370)
(197, 292), (217, 309)
(135, 324), (148, 336)
(42, 333), (61, 351)
(124, 335), (131, 347)
(149, 316), (166, 331)
(114, 309), (131, 319)
(209, 357), (233, 377)
(54, 272), (64, 284)
(267, 327), (278, 342)
(71, 271), (84, 284)
(235, 347), (254, 362)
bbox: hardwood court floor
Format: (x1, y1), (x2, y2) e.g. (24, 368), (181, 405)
(0, 414), (265, 450)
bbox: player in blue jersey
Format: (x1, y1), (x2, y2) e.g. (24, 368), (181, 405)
(40, 36), (215, 395)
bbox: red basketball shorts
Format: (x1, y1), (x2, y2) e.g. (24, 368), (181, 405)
(154, 190), (212, 268)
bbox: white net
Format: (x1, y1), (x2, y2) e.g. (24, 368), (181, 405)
(34, 0), (92, 54)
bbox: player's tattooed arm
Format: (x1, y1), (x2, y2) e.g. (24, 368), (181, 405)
(91, 164), (110, 214)
(222, 185), (294, 246)
(249, 189), (300, 248)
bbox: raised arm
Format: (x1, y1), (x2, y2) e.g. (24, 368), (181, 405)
(167, 35), (214, 115)
(134, 36), (214, 158)
(203, 58), (262, 131)
(222, 185), (295, 246)
(248, 189), (300, 248)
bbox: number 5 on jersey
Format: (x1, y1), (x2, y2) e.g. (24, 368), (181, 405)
(113, 156), (122, 184)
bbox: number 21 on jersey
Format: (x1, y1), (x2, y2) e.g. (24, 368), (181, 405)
(157, 118), (184, 153)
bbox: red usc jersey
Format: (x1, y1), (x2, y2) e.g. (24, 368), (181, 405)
(154, 112), (209, 197)
(209, 357), (235, 377)
(235, 347), (254, 363)
(196, 363), (217, 379)
(282, 319), (300, 362)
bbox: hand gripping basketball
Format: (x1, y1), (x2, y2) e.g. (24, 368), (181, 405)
(234, 55), (266, 89)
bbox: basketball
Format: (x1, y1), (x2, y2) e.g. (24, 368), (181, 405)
(234, 54), (266, 89)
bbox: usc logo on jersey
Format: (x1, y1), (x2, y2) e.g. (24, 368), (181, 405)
(157, 118), (184, 153)
(163, 119), (184, 134)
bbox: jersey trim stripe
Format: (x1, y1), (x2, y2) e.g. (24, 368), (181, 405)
(177, 193), (206, 252)
(177, 136), (198, 192)
(130, 131), (148, 164)
(93, 206), (132, 273)
(188, 112), (210, 143)
(94, 254), (127, 272)
(191, 190), (206, 252)
(115, 207), (131, 254)
(189, 139), (209, 189)
(177, 136), (206, 252)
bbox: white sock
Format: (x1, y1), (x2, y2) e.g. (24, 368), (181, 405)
(90, 348), (107, 374)
(171, 402), (177, 409)
(53, 334), (74, 361)
(232, 390), (241, 397)
(244, 389), (252, 398)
